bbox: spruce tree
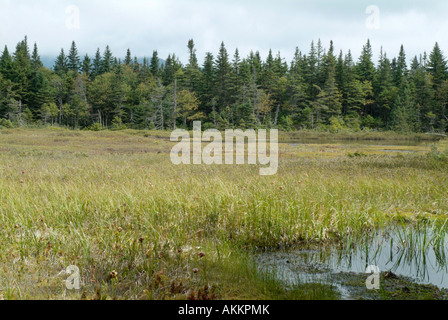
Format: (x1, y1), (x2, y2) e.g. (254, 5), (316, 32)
(390, 79), (417, 132)
(185, 40), (201, 93)
(428, 42), (448, 88)
(54, 49), (68, 75)
(101, 46), (113, 74)
(187, 39), (199, 69)
(322, 65), (343, 119)
(0, 46), (13, 80)
(31, 43), (43, 70)
(11, 37), (32, 119)
(29, 43), (49, 116)
(199, 52), (214, 114)
(393, 45), (407, 87)
(410, 55), (434, 131)
(273, 51), (287, 78)
(356, 39), (375, 83)
(230, 49), (243, 103)
(139, 56), (152, 82)
(321, 41), (336, 86)
(150, 50), (160, 77)
(288, 47), (308, 122)
(68, 41), (80, 73)
(92, 48), (102, 77)
(373, 49), (394, 122)
(162, 54), (174, 86)
(124, 49), (132, 66)
(133, 56), (140, 73)
(214, 42), (232, 109)
(82, 54), (92, 77)
(304, 41), (319, 100)
(261, 49), (275, 92)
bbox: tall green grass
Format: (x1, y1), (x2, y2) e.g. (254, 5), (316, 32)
(0, 129), (447, 299)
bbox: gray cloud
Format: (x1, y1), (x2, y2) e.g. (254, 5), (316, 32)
(0, 0), (447, 65)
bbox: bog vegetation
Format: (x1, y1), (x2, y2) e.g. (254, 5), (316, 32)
(0, 128), (447, 299)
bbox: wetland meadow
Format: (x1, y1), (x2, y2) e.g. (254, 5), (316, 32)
(0, 127), (447, 300)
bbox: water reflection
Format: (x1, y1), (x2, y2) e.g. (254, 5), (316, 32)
(333, 224), (448, 287)
(256, 222), (448, 291)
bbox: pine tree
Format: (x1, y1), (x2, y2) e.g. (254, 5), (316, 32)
(8, 37), (32, 123)
(288, 47), (309, 125)
(199, 52), (214, 115)
(410, 55), (434, 131)
(356, 39), (375, 83)
(214, 42), (232, 110)
(390, 79), (417, 132)
(124, 49), (132, 66)
(29, 43), (50, 116)
(428, 42), (448, 88)
(187, 39), (199, 69)
(322, 67), (343, 119)
(290, 47), (303, 79)
(162, 54), (174, 86)
(273, 51), (287, 78)
(345, 79), (373, 117)
(335, 50), (355, 114)
(82, 54), (92, 77)
(248, 50), (262, 82)
(0, 46), (13, 80)
(373, 49), (395, 122)
(237, 99), (257, 128)
(92, 48), (102, 77)
(101, 46), (113, 74)
(229, 49), (243, 103)
(316, 39), (325, 86)
(139, 56), (152, 83)
(393, 45), (407, 87)
(133, 56), (140, 73)
(185, 39), (201, 93)
(31, 43), (43, 70)
(110, 64), (129, 121)
(68, 41), (80, 73)
(261, 49), (275, 92)
(321, 41), (336, 86)
(304, 41), (319, 100)
(150, 50), (160, 77)
(54, 49), (68, 76)
(316, 41), (343, 121)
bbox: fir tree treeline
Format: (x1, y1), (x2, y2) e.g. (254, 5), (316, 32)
(1, 36), (448, 132)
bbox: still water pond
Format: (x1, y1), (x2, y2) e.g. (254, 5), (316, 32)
(255, 223), (448, 299)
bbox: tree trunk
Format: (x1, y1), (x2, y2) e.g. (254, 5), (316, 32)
(274, 104), (280, 126)
(173, 78), (177, 130)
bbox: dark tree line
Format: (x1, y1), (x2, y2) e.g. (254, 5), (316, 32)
(1, 36), (448, 133)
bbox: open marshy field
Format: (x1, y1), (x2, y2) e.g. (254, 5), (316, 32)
(0, 128), (447, 300)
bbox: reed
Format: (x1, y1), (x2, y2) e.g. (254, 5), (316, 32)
(0, 128), (447, 299)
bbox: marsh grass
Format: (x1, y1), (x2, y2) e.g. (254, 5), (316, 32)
(280, 130), (443, 142)
(0, 128), (447, 299)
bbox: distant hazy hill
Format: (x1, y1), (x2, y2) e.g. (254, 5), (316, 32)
(41, 55), (56, 69)
(41, 55), (166, 70)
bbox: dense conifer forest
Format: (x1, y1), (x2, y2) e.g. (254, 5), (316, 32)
(1, 36), (447, 133)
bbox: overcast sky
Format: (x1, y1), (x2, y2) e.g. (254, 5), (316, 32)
(1, 0), (447, 65)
